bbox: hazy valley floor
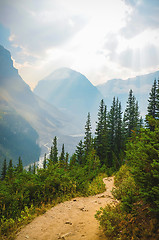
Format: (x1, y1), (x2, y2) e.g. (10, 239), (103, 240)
(16, 177), (116, 240)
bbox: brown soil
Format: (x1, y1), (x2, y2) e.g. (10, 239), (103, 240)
(16, 177), (116, 240)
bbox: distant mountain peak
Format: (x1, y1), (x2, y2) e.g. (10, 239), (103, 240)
(43, 67), (88, 84)
(0, 45), (18, 78)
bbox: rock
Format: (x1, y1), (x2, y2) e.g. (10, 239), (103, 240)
(98, 194), (105, 198)
(65, 221), (72, 225)
(59, 232), (71, 239)
(25, 235), (29, 239)
(79, 207), (88, 211)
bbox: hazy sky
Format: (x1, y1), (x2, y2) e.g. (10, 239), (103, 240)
(0, 0), (159, 89)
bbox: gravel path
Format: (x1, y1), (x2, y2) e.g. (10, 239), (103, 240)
(16, 177), (116, 240)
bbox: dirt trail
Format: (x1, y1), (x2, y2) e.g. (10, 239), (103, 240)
(16, 177), (116, 240)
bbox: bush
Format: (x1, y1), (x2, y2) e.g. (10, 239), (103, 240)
(112, 164), (139, 212)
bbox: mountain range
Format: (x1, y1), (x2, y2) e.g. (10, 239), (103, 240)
(97, 71), (159, 116)
(0, 44), (158, 169)
(0, 45), (81, 169)
(34, 67), (103, 128)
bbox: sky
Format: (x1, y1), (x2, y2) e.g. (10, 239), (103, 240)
(0, 0), (159, 89)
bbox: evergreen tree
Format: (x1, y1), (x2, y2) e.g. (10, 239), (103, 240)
(59, 144), (65, 168)
(17, 156), (23, 173)
(65, 152), (69, 170)
(114, 100), (123, 167)
(107, 97), (116, 167)
(43, 153), (47, 169)
(49, 136), (58, 165)
(1, 158), (7, 180)
(52, 136), (58, 164)
(49, 146), (54, 164)
(123, 89), (140, 138)
(84, 112), (92, 154)
(7, 159), (13, 179)
(28, 165), (32, 172)
(76, 140), (84, 165)
(147, 79), (158, 119)
(126, 118), (159, 212)
(95, 99), (108, 165)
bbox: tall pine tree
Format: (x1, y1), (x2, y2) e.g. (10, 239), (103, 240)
(1, 158), (7, 180)
(95, 99), (108, 165)
(59, 144), (65, 168)
(123, 89), (140, 139)
(84, 112), (92, 154)
(147, 79), (158, 119)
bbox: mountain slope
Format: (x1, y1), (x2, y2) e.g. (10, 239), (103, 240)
(97, 71), (159, 115)
(0, 46), (81, 168)
(34, 68), (103, 126)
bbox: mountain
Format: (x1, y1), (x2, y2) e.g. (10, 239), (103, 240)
(34, 68), (103, 128)
(0, 108), (40, 169)
(97, 71), (159, 116)
(0, 45), (81, 169)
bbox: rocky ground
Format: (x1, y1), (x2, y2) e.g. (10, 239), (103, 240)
(16, 177), (116, 240)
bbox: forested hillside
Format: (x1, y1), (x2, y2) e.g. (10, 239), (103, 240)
(0, 109), (40, 169)
(1, 78), (159, 239)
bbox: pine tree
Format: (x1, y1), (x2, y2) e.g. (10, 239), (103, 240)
(95, 99), (108, 165)
(49, 146), (54, 164)
(52, 136), (58, 164)
(17, 156), (23, 173)
(7, 159), (13, 179)
(49, 136), (58, 165)
(84, 112), (92, 154)
(65, 152), (69, 170)
(59, 144), (65, 168)
(1, 158), (7, 180)
(114, 99), (123, 167)
(76, 140), (84, 165)
(147, 79), (158, 119)
(43, 153), (47, 169)
(28, 165), (32, 172)
(107, 97), (116, 167)
(123, 89), (140, 138)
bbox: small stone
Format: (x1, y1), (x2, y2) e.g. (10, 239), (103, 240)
(59, 232), (71, 239)
(98, 194), (105, 198)
(25, 235), (29, 239)
(65, 221), (72, 225)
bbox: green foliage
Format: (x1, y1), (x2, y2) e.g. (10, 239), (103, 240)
(95, 204), (124, 240)
(87, 173), (106, 195)
(123, 89), (140, 138)
(95, 99), (108, 165)
(1, 158), (7, 180)
(84, 112), (92, 154)
(112, 164), (139, 212)
(126, 119), (159, 212)
(96, 118), (159, 240)
(147, 79), (158, 119)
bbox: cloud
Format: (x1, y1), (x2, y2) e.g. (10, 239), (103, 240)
(121, 0), (159, 38)
(0, 0), (87, 59)
(111, 44), (159, 71)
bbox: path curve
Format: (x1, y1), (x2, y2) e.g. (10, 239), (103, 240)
(16, 177), (116, 240)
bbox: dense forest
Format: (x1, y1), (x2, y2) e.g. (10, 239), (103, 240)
(0, 79), (159, 239)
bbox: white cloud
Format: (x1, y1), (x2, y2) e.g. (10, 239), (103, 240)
(0, 0), (159, 88)
(121, 0), (159, 38)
